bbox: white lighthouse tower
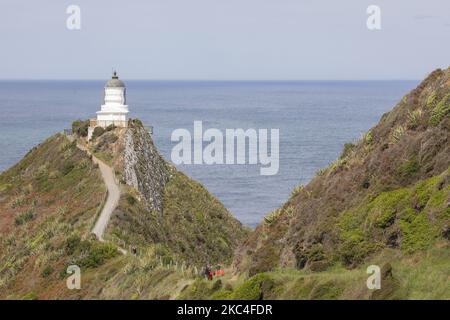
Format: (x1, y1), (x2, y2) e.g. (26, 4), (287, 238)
(96, 71), (129, 127)
(88, 71), (129, 139)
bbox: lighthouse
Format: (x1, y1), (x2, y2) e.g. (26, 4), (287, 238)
(97, 71), (129, 127)
(88, 71), (129, 139)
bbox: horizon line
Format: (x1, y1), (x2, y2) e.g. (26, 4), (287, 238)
(0, 78), (421, 82)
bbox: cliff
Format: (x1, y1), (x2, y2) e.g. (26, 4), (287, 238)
(92, 119), (247, 265)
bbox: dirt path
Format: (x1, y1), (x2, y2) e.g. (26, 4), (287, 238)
(90, 155), (121, 241)
(70, 137), (126, 254)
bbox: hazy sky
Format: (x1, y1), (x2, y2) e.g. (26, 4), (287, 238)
(0, 0), (449, 80)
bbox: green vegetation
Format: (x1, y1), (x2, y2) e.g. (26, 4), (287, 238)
(15, 209), (35, 225)
(391, 125), (405, 143)
(290, 184), (304, 197)
(0, 134), (106, 298)
(364, 131), (373, 144)
(426, 91), (437, 109)
(62, 234), (119, 268)
(93, 151), (113, 166)
(92, 126), (105, 140)
(21, 292), (38, 300)
(41, 266), (54, 278)
(337, 171), (449, 265)
(407, 109), (423, 129)
(264, 209), (282, 225)
(72, 119), (89, 137)
(181, 244), (449, 300)
(77, 242), (118, 268)
(10, 196), (26, 209)
(105, 124), (117, 132)
(340, 142), (356, 159)
(107, 170), (246, 267)
(397, 157), (420, 181)
(429, 93), (450, 126)
(315, 168), (327, 176)
(399, 209), (438, 253)
(233, 273), (273, 299)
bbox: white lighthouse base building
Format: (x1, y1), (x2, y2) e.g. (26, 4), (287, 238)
(88, 71), (129, 140)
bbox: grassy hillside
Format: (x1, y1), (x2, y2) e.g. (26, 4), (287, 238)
(0, 134), (115, 299)
(0, 126), (247, 299)
(180, 244), (449, 300)
(231, 68), (450, 299)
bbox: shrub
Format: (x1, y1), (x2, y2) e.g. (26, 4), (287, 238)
(59, 140), (75, 152)
(0, 183), (12, 192)
(233, 273), (274, 300)
(63, 235), (82, 255)
(21, 292), (38, 300)
(41, 266), (54, 278)
(340, 143), (356, 160)
(429, 94), (450, 126)
(290, 184), (304, 197)
(397, 158), (420, 180)
(211, 279), (222, 291)
(77, 242), (118, 268)
(361, 176), (370, 189)
(426, 91), (437, 109)
(11, 196), (26, 209)
(364, 131), (373, 144)
(92, 127), (105, 140)
(285, 206), (295, 218)
(248, 246), (279, 276)
(210, 289), (233, 300)
(105, 124), (116, 132)
(264, 209), (282, 225)
(22, 183), (33, 195)
(180, 279), (213, 300)
(337, 201), (389, 266)
(370, 189), (409, 228)
(15, 209), (35, 226)
(407, 109), (423, 129)
(399, 209), (439, 253)
(62, 236), (118, 268)
(391, 126), (405, 143)
(131, 119), (143, 127)
(61, 161), (75, 175)
(56, 206), (69, 216)
(309, 280), (344, 299)
(72, 120), (89, 137)
(126, 194), (137, 206)
(316, 168), (327, 176)
(95, 133), (118, 150)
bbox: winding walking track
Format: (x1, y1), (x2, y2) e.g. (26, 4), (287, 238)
(89, 151), (120, 241)
(70, 137), (126, 254)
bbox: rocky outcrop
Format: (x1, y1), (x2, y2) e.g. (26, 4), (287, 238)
(102, 119), (247, 265)
(122, 120), (170, 213)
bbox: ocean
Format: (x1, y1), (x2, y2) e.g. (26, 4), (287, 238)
(0, 80), (417, 227)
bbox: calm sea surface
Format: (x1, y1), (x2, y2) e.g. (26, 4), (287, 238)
(0, 80), (417, 227)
